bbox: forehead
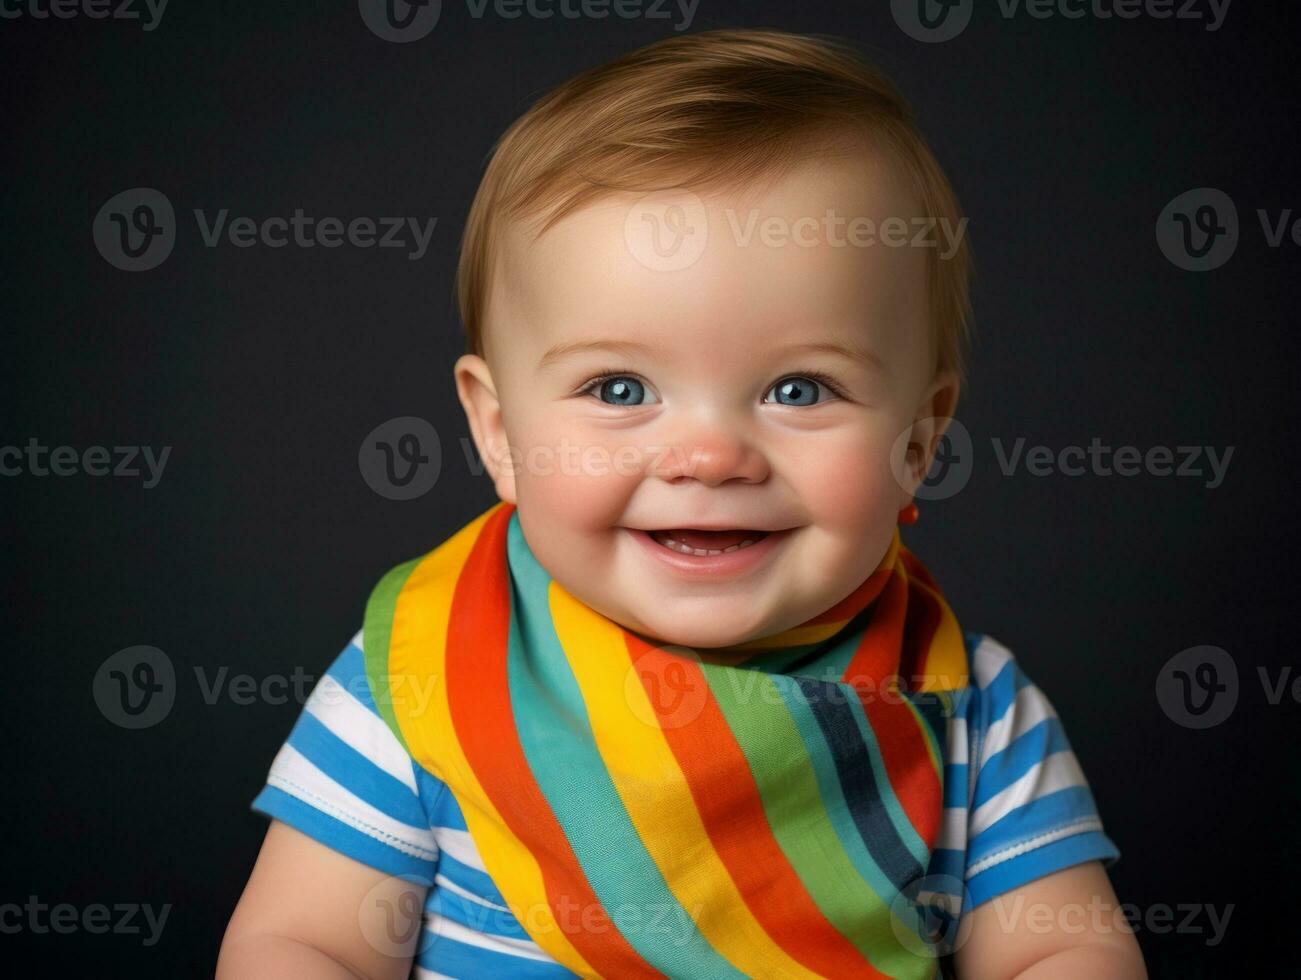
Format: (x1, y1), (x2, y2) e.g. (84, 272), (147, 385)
(487, 149), (929, 370)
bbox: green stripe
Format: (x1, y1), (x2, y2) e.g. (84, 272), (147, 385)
(362, 557), (422, 755)
(708, 668), (932, 979)
(780, 681), (904, 908)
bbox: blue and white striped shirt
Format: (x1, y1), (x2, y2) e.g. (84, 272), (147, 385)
(250, 630), (1120, 978)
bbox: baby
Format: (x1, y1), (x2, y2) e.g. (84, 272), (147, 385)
(217, 29), (1145, 980)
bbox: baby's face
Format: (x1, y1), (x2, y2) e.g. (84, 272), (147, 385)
(456, 147), (956, 649)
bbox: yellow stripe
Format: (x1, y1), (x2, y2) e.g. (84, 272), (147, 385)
(904, 572), (967, 775)
(389, 503), (598, 978)
(910, 580), (969, 692)
(550, 582), (827, 980)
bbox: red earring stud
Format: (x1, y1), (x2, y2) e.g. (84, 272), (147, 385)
(898, 502), (919, 525)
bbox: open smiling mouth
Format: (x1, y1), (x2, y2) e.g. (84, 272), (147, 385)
(646, 528), (770, 556)
(622, 526), (794, 576)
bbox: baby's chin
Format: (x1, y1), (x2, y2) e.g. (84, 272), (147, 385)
(618, 603), (789, 652)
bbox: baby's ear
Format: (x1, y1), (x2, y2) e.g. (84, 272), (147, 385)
(898, 370), (961, 499)
(453, 354), (517, 504)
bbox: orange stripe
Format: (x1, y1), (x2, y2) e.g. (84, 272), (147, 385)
(445, 506), (662, 979)
(628, 633), (892, 979)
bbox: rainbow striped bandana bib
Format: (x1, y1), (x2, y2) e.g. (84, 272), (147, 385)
(363, 500), (971, 979)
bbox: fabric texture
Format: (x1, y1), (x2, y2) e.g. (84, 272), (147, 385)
(250, 502), (1121, 978)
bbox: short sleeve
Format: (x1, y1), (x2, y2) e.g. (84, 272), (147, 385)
(250, 630), (440, 885)
(961, 635), (1120, 909)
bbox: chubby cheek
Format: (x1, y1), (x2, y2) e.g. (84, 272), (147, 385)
(509, 419), (642, 538)
(786, 425), (906, 547)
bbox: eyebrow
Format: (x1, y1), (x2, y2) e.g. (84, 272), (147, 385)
(776, 341), (885, 372)
(538, 339), (660, 369)
(538, 338), (883, 371)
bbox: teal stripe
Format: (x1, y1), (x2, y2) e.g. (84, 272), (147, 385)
(792, 613), (873, 681)
(362, 556), (423, 756)
(734, 641), (823, 673)
(503, 512), (747, 980)
(846, 696), (931, 869)
(778, 680), (905, 905)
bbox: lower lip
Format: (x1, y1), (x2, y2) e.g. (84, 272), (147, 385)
(624, 526), (791, 578)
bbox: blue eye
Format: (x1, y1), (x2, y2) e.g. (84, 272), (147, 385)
(585, 375), (658, 406)
(765, 374), (838, 406)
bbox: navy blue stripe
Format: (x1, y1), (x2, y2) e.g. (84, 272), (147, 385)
(793, 676), (923, 891)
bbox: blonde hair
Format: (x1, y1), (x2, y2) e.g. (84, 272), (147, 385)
(456, 28), (973, 387)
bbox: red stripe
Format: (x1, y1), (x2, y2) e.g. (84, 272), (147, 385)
(629, 634), (891, 979)
(445, 504), (662, 979)
(858, 687), (943, 850)
(846, 560), (943, 850)
(843, 569), (907, 686)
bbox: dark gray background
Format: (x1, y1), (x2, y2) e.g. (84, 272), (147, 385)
(2, 1), (1296, 975)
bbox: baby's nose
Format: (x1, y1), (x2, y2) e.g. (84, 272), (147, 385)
(652, 427), (770, 487)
